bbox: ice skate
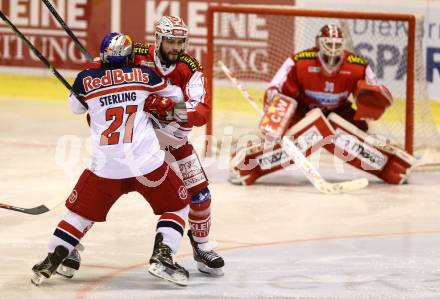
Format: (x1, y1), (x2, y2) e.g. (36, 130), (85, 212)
(57, 248), (81, 278)
(227, 169), (243, 185)
(187, 230), (224, 276)
(31, 245), (69, 286)
(148, 233), (189, 286)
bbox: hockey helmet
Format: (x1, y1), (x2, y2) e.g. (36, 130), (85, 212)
(316, 24), (345, 75)
(154, 16), (188, 52)
(100, 32), (133, 66)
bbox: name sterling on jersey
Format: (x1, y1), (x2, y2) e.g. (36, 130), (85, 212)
(99, 92), (137, 107)
(83, 69), (150, 93)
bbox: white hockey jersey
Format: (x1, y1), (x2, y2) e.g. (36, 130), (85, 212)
(68, 66), (183, 179)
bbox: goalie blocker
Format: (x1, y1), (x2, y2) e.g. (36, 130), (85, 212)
(230, 108), (415, 185)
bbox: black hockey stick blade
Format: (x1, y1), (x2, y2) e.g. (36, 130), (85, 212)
(0, 203), (50, 215)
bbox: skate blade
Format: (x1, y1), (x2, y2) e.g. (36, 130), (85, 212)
(148, 263), (188, 286)
(31, 272), (47, 286)
(197, 262), (224, 276)
(56, 265), (75, 279)
(227, 170), (244, 185)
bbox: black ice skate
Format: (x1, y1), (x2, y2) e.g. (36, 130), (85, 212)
(148, 233), (189, 286)
(31, 245), (69, 286)
(187, 230), (224, 276)
(57, 248), (81, 278)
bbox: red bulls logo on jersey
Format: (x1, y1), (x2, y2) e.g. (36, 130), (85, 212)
(83, 69), (150, 93)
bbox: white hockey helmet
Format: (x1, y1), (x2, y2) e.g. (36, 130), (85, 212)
(154, 16), (188, 51)
(316, 24), (345, 75)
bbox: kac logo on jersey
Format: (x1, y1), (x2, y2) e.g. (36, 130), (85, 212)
(68, 190), (78, 204)
(178, 185), (188, 200)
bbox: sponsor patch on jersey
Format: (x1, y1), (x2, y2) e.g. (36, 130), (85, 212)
(305, 90), (349, 107)
(308, 66), (321, 73)
(179, 54), (202, 72)
(134, 43), (150, 55)
(339, 70), (352, 75)
(140, 61), (155, 68)
(346, 54), (368, 65)
(83, 69), (150, 93)
(293, 50), (317, 61)
(334, 128), (387, 170)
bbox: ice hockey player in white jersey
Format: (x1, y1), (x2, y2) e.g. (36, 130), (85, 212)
(31, 32), (192, 286)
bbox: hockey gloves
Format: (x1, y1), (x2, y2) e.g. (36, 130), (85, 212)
(144, 94), (176, 118)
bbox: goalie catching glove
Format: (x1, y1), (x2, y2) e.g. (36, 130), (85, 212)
(354, 80), (393, 121)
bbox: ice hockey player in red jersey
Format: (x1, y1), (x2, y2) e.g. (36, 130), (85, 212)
(133, 16), (224, 276)
(56, 16), (224, 278)
(229, 24), (415, 186)
(31, 32), (191, 286)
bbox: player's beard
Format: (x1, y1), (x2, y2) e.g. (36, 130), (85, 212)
(159, 46), (182, 66)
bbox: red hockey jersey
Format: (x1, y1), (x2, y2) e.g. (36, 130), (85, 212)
(267, 48), (377, 112)
(133, 43), (210, 139)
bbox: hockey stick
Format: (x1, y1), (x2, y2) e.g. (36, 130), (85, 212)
(218, 60), (368, 194)
(0, 10), (85, 214)
(41, 0), (93, 62)
(0, 10), (88, 109)
(0, 203), (50, 215)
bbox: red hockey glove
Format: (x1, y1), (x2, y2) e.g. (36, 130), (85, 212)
(144, 94), (176, 117)
(354, 80), (393, 121)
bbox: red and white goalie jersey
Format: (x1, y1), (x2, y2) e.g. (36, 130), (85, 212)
(133, 43), (209, 139)
(265, 47), (378, 118)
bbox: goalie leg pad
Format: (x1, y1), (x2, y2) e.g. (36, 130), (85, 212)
(326, 113), (416, 184)
(229, 109), (334, 185)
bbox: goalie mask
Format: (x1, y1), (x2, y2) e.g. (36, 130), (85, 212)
(154, 16), (188, 64)
(316, 24), (345, 76)
(100, 32), (133, 66)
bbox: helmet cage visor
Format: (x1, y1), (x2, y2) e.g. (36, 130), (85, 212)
(317, 36), (345, 75)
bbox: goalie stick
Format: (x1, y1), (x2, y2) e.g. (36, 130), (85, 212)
(41, 0), (93, 62)
(218, 60), (368, 194)
(0, 10), (88, 109)
(0, 203), (50, 215)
